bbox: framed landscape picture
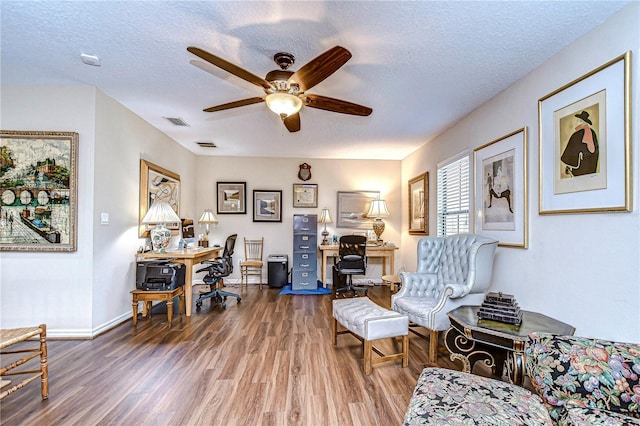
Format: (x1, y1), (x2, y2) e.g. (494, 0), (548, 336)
(253, 190), (282, 222)
(217, 182), (246, 214)
(336, 190), (379, 229)
(139, 159), (181, 238)
(408, 172), (428, 235)
(0, 130), (78, 252)
(474, 127), (528, 248)
(538, 51), (631, 214)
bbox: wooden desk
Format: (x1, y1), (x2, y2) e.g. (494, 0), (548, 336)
(319, 244), (399, 285)
(136, 247), (221, 317)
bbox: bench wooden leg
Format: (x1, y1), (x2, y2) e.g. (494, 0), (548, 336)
(364, 340), (373, 375)
(402, 334), (409, 368)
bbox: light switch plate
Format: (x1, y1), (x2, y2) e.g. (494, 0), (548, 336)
(100, 212), (109, 225)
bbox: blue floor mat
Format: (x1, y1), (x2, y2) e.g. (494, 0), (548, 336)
(279, 282), (332, 295)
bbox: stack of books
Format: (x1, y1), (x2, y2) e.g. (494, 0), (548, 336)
(477, 291), (523, 325)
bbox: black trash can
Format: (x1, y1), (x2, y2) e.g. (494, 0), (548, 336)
(267, 255), (289, 288)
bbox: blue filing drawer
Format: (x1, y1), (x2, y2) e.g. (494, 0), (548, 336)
(293, 252), (315, 271)
(292, 214), (318, 291)
(293, 215), (317, 232)
(293, 234), (317, 251)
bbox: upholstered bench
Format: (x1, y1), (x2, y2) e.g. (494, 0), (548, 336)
(332, 297), (409, 375)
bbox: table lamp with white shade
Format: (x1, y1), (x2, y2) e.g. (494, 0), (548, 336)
(198, 209), (218, 247)
(367, 199), (390, 243)
(318, 208), (333, 245)
(141, 201), (181, 253)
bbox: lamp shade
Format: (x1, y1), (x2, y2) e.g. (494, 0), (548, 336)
(319, 208), (333, 224)
(265, 93), (303, 117)
(198, 209), (218, 224)
(141, 201), (180, 224)
(367, 200), (390, 218)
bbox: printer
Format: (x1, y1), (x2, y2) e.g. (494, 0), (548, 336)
(136, 260), (186, 291)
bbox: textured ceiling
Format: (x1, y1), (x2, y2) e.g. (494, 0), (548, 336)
(0, 1), (629, 160)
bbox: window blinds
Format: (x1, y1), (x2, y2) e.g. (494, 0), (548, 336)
(437, 155), (470, 237)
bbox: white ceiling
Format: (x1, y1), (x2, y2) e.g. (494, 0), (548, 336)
(0, 1), (629, 160)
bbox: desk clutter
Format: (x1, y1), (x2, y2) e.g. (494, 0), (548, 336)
(477, 291), (522, 325)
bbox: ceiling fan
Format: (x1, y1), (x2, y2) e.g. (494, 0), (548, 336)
(187, 45), (372, 132)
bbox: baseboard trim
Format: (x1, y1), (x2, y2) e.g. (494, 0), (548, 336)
(46, 312), (130, 340)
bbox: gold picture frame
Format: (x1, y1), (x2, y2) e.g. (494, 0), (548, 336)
(408, 172), (428, 235)
(139, 159), (180, 237)
(0, 130), (78, 252)
(474, 127), (528, 248)
(293, 183), (318, 208)
(538, 51), (631, 214)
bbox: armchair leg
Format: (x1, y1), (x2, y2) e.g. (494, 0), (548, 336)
(429, 330), (439, 364)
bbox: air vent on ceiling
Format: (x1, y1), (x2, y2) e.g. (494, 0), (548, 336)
(196, 141), (217, 148)
(163, 117), (190, 127)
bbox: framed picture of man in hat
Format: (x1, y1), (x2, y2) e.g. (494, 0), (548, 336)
(554, 92), (607, 195)
(538, 51), (631, 214)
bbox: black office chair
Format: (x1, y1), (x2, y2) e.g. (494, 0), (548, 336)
(195, 234), (241, 310)
(333, 235), (368, 297)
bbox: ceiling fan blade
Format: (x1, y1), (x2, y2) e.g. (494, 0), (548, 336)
(283, 113), (301, 132)
(288, 46), (352, 92)
(303, 94), (372, 116)
(187, 46), (272, 90)
(203, 97), (264, 113)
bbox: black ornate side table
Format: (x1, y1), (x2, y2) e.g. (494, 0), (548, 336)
(445, 305), (575, 386)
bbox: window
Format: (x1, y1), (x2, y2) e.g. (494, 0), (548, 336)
(437, 153), (470, 237)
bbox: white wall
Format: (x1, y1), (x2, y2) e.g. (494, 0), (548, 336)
(91, 90), (197, 334)
(1, 86), (96, 336)
(401, 2), (639, 342)
(1, 86), (197, 337)
(195, 156), (401, 283)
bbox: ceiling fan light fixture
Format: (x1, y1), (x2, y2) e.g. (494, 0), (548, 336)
(265, 93), (302, 118)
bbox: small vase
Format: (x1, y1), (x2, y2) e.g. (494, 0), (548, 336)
(150, 224), (171, 253)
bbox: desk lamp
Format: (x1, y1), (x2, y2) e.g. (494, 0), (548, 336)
(141, 201), (181, 253)
(367, 199), (390, 243)
(318, 208), (333, 245)
(198, 209), (218, 247)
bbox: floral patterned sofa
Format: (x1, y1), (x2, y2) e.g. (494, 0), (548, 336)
(526, 332), (640, 425)
(403, 333), (640, 425)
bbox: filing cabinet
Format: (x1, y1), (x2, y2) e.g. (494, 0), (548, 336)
(292, 214), (318, 290)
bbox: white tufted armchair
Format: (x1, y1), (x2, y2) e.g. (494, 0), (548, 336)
(392, 234), (498, 363)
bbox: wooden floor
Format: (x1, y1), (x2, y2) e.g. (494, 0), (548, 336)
(0, 285), (464, 426)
